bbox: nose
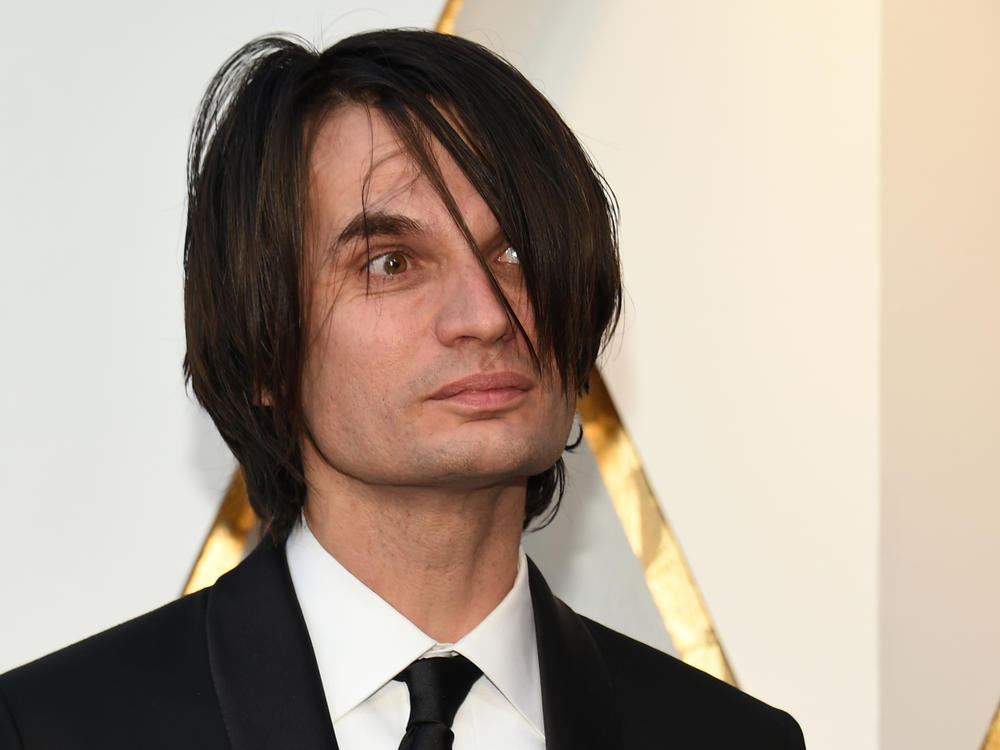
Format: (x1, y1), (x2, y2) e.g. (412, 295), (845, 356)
(433, 255), (514, 347)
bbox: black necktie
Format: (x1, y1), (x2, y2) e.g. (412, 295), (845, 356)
(394, 655), (482, 750)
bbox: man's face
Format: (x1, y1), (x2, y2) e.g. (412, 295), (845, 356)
(299, 105), (575, 498)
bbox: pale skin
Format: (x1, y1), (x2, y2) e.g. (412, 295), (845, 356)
(300, 105), (576, 643)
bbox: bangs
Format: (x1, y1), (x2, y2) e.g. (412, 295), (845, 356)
(305, 30), (621, 392)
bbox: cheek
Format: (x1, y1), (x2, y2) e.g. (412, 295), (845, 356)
(506, 283), (535, 336)
(521, 392), (577, 476)
(554, 392), (577, 440)
(537, 388), (575, 442)
(303, 308), (424, 413)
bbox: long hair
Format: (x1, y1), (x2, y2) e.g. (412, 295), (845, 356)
(184, 30), (621, 540)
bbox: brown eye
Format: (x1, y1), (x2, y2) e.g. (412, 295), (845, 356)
(368, 251), (409, 276)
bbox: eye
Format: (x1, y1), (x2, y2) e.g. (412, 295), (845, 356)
(499, 246), (520, 264)
(367, 251), (409, 276)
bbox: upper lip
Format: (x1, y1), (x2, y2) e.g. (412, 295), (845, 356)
(429, 371), (535, 400)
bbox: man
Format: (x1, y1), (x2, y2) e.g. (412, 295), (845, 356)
(0, 30), (805, 749)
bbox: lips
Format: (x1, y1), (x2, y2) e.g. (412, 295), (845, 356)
(429, 371), (535, 407)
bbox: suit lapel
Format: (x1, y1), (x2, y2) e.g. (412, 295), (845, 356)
(528, 559), (624, 750)
(201, 543), (621, 750)
(205, 540), (338, 750)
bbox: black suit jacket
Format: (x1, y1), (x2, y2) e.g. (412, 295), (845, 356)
(0, 541), (805, 749)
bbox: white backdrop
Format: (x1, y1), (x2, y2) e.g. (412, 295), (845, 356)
(0, 0), (443, 671)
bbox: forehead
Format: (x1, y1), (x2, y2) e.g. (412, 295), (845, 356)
(306, 104), (493, 249)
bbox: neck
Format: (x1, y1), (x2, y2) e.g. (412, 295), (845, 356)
(303, 477), (525, 643)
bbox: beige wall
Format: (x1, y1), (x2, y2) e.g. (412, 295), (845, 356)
(462, 1), (1000, 748)
(458, 2), (881, 749)
(881, 1), (1000, 748)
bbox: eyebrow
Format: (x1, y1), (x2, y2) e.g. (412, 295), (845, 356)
(335, 211), (426, 247)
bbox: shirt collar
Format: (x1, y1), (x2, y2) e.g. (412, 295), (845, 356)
(285, 517), (543, 734)
(451, 543), (543, 735)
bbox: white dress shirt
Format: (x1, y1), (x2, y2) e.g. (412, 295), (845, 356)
(285, 518), (546, 750)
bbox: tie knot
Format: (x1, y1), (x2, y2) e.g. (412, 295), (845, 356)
(395, 654), (483, 729)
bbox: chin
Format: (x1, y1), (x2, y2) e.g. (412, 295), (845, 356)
(428, 435), (566, 486)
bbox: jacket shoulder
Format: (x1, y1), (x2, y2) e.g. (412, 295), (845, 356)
(581, 617), (806, 749)
(0, 590), (229, 750)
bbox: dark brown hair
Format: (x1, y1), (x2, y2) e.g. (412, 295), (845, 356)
(184, 29), (620, 540)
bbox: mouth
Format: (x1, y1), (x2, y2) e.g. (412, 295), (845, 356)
(429, 371), (535, 409)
